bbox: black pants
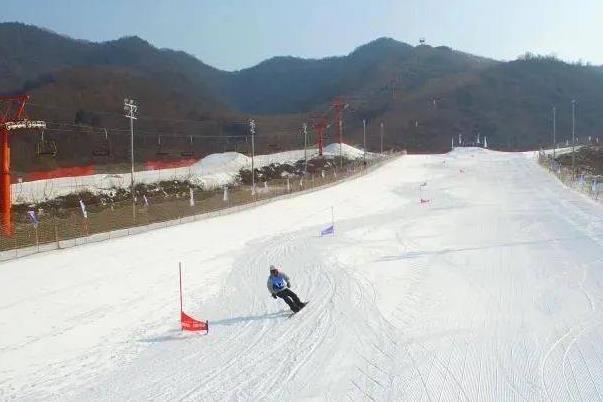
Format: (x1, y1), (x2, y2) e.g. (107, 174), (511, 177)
(277, 288), (304, 312)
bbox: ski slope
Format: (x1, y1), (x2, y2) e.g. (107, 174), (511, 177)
(2, 148), (603, 401)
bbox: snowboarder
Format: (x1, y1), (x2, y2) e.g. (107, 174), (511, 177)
(267, 265), (306, 313)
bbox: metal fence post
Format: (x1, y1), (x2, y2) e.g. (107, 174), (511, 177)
(54, 219), (60, 249)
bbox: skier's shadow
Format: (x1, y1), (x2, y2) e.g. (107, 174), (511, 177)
(139, 329), (195, 343)
(210, 310), (290, 326)
(139, 311), (290, 343)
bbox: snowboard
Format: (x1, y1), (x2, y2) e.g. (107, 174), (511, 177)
(288, 301), (309, 318)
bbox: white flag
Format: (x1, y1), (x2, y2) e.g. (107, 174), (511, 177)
(223, 187), (229, 202)
(79, 199), (88, 218)
(189, 188), (195, 207)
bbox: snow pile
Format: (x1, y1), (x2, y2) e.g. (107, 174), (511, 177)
(448, 146), (490, 156)
(255, 148), (319, 166)
(323, 143), (366, 159)
(185, 152), (251, 188)
(191, 152), (250, 173)
(12, 145), (375, 203)
(11, 148), (317, 203)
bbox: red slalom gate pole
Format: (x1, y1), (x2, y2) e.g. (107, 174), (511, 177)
(179, 262), (183, 314)
(179, 261), (209, 333)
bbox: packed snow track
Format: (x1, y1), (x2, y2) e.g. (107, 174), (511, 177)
(1, 149), (603, 401)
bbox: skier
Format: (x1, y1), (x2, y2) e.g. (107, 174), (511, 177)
(267, 265), (306, 313)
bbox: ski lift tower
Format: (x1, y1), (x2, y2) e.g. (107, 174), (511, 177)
(312, 118), (328, 156)
(0, 95), (46, 235)
(332, 97), (348, 145)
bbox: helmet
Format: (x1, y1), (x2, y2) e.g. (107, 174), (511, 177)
(269, 265), (278, 273)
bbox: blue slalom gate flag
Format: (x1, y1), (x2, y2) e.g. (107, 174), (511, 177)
(27, 210), (39, 228)
(320, 225), (334, 236)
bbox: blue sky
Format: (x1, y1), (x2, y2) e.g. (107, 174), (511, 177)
(2, 0), (602, 71)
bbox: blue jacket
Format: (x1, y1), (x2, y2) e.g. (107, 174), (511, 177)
(267, 272), (291, 295)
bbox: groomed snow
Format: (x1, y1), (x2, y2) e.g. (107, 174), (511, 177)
(2, 148), (603, 401)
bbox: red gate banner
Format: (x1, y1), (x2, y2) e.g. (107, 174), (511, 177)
(181, 311), (208, 332)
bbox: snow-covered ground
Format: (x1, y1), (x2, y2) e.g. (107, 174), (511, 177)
(2, 148), (603, 401)
(11, 144), (374, 204)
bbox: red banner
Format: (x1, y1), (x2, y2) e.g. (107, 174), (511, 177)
(22, 165), (96, 182)
(181, 311), (208, 332)
(144, 158), (198, 171)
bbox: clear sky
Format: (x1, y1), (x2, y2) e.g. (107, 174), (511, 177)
(1, 0), (602, 71)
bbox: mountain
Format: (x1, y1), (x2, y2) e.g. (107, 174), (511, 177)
(1, 22), (603, 172)
(371, 55), (603, 151)
(221, 38), (496, 115)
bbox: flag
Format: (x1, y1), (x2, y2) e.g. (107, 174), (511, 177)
(223, 187), (229, 202)
(181, 311), (208, 332)
(189, 188), (195, 206)
(27, 210), (39, 227)
(79, 199), (88, 218)
(143, 194), (149, 206)
(320, 225), (334, 236)
(286, 178), (291, 192)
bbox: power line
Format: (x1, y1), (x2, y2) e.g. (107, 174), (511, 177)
(38, 118), (313, 140)
(27, 101), (305, 128)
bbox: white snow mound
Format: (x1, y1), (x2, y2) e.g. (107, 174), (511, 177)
(192, 152), (250, 173)
(323, 143), (365, 158)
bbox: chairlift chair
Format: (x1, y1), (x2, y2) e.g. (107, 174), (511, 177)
(180, 135), (194, 157)
(92, 129), (111, 157)
(156, 135), (169, 156)
(36, 129), (57, 157)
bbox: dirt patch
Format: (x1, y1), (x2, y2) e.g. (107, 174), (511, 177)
(555, 146), (603, 175)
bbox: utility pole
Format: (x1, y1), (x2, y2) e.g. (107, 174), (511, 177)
(249, 119), (256, 194)
(380, 121), (384, 155)
(363, 119), (367, 164)
(571, 100), (576, 178)
(553, 106), (557, 159)
(339, 119), (343, 169)
(302, 123), (308, 173)
(123, 98), (137, 221)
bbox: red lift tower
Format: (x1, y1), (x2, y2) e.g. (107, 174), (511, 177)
(312, 118), (328, 156)
(332, 97), (347, 145)
(0, 95), (45, 235)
